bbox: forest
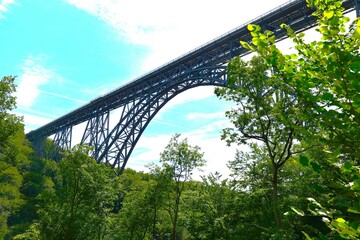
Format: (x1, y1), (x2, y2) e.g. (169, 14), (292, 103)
(1, 0), (359, 239)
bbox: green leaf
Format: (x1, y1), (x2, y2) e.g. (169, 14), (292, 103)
(321, 92), (333, 101)
(324, 10), (334, 19)
(280, 23), (287, 29)
(350, 179), (360, 192)
(310, 161), (322, 173)
(248, 24), (256, 32)
(343, 16), (350, 23)
(348, 208), (360, 214)
(341, 162), (352, 173)
(301, 231), (313, 240)
(240, 41), (253, 50)
(298, 32), (305, 38)
(299, 155), (309, 166)
(291, 207), (305, 216)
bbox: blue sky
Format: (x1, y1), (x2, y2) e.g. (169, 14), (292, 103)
(1, 0), (294, 176)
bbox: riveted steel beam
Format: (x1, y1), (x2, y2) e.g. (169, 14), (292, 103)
(81, 111), (110, 160)
(26, 0), (357, 173)
(47, 126), (72, 161)
(95, 67), (227, 174)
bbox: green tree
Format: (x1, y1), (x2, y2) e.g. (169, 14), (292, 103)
(6, 156), (58, 239)
(236, 0), (360, 238)
(0, 160), (23, 239)
(0, 76), (23, 148)
(228, 145), (325, 238)
(160, 134), (205, 240)
(0, 76), (31, 239)
(182, 173), (241, 240)
(215, 55), (305, 232)
(107, 168), (168, 240)
(32, 145), (119, 240)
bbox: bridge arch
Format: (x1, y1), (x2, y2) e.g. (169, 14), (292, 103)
(82, 66), (227, 174)
(26, 0), (357, 174)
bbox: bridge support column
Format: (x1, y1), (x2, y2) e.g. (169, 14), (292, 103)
(49, 126), (72, 161)
(32, 137), (46, 158)
(92, 67), (227, 175)
(81, 111), (110, 161)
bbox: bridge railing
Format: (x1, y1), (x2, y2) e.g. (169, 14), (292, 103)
(27, 0), (356, 139)
(96, 0), (299, 100)
(53, 0), (300, 123)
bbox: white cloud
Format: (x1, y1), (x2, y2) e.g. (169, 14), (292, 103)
(13, 112), (53, 133)
(1, 0), (15, 4)
(16, 55), (53, 109)
(66, 0), (290, 72)
(14, 55), (86, 134)
(37, 0), (292, 178)
(81, 87), (111, 97)
(154, 86), (216, 120)
(21, 113), (51, 126)
(168, 87), (215, 108)
(0, 0), (15, 18)
(128, 118), (236, 179)
(15, 55), (74, 109)
(40, 90), (87, 104)
(187, 111), (224, 120)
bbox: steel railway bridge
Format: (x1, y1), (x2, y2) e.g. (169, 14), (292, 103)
(26, 0), (359, 175)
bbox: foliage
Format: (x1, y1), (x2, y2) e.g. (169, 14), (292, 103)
(181, 172), (241, 240)
(215, 53), (306, 232)
(160, 134), (205, 240)
(6, 156), (59, 239)
(0, 76), (32, 239)
(31, 145), (119, 240)
(228, 145), (323, 239)
(2, 0), (360, 239)
(112, 135), (206, 240)
(236, 0), (360, 238)
(0, 161), (24, 239)
(106, 168), (168, 240)
(0, 76), (23, 150)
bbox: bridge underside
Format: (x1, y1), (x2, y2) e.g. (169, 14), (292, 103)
(37, 67), (227, 175)
(27, 0), (358, 175)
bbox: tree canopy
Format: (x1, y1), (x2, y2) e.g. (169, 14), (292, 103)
(1, 0), (359, 239)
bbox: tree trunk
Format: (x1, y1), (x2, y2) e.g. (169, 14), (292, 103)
(171, 184), (181, 240)
(171, 197), (179, 240)
(272, 164), (282, 230)
(152, 204), (157, 240)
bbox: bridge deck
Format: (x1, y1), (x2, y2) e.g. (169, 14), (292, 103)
(26, 0), (356, 141)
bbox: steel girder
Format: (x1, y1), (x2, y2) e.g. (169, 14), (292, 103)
(48, 126), (72, 161)
(27, 0), (356, 141)
(81, 111), (110, 160)
(26, 0), (356, 144)
(25, 0), (358, 173)
(94, 66), (226, 175)
(32, 137), (46, 158)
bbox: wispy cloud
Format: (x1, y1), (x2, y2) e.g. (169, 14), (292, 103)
(0, 0), (15, 18)
(128, 118), (236, 179)
(16, 55), (53, 109)
(40, 90), (87, 104)
(14, 55), (86, 133)
(66, 0), (290, 72)
(13, 111), (53, 133)
(187, 112), (224, 121)
(152, 118), (186, 130)
(155, 86), (216, 119)
(80, 81), (127, 99)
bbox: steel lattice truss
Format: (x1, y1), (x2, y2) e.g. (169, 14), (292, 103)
(26, 0), (357, 174)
